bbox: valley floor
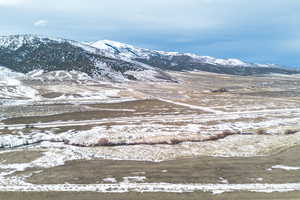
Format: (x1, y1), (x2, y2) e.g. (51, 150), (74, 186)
(1, 71), (300, 198)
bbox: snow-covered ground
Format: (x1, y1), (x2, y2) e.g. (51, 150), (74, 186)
(1, 143), (300, 194)
(0, 66), (40, 101)
(2, 182), (300, 193)
(1, 69), (300, 195)
(26, 70), (93, 82)
(269, 165), (300, 171)
(0, 66), (131, 107)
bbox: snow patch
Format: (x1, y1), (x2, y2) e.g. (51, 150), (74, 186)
(270, 165), (300, 171)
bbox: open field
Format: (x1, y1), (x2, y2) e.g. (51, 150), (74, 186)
(3, 191), (300, 200)
(24, 146), (300, 185)
(1, 71), (300, 197)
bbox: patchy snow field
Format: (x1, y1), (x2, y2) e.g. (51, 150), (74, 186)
(1, 70), (300, 195)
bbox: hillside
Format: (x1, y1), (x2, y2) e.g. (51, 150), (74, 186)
(0, 35), (173, 82)
(0, 34), (298, 82)
(90, 40), (299, 75)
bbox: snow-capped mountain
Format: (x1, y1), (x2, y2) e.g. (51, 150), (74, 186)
(0, 35), (174, 82)
(0, 34), (298, 80)
(89, 40), (252, 67)
(89, 40), (295, 75)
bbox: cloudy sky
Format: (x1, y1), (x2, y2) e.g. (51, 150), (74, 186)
(0, 0), (299, 67)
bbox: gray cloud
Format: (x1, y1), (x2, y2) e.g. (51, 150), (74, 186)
(0, 0), (299, 67)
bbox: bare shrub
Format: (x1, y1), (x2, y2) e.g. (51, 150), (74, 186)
(207, 136), (219, 141)
(211, 88), (229, 93)
(222, 130), (237, 136)
(284, 129), (298, 135)
(170, 138), (181, 145)
(63, 139), (70, 144)
(257, 129), (267, 135)
(217, 133), (227, 138)
(25, 124), (34, 129)
(97, 138), (110, 146)
(240, 132), (254, 135)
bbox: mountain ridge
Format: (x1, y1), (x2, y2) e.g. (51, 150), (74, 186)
(0, 34), (174, 82)
(89, 40), (281, 68)
(0, 34), (298, 81)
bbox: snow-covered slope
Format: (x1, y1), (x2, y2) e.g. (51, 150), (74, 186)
(88, 40), (299, 76)
(89, 40), (272, 68)
(0, 66), (39, 100)
(26, 70), (93, 82)
(0, 35), (174, 82)
(89, 40), (151, 59)
(0, 66), (24, 80)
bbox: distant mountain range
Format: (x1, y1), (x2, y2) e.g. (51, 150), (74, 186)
(0, 34), (298, 82)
